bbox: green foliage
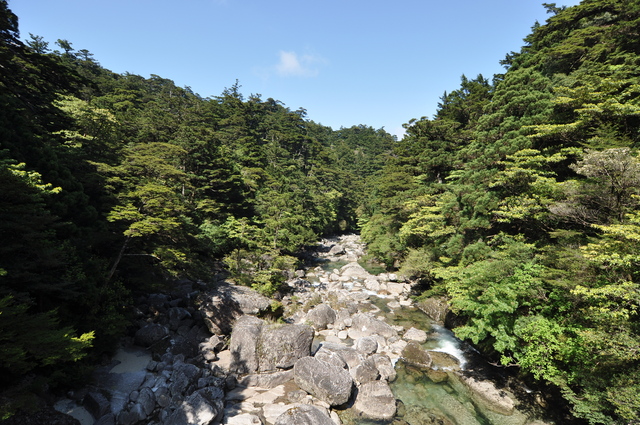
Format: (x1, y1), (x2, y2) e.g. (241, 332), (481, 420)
(360, 2), (640, 423)
(0, 296), (94, 381)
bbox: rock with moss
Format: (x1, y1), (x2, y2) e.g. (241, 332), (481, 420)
(401, 341), (433, 368)
(257, 323), (314, 372)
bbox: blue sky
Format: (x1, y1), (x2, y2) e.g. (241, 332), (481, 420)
(9, 0), (582, 138)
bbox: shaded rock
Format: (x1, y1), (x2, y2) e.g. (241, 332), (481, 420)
(216, 283), (271, 315)
(257, 323), (314, 372)
(94, 413), (115, 425)
(352, 380), (396, 421)
(274, 404), (334, 425)
(83, 391), (110, 419)
(137, 387), (155, 417)
(402, 341), (432, 368)
(199, 283), (269, 335)
(305, 304), (337, 330)
(293, 356), (353, 406)
(229, 316), (265, 375)
(168, 307), (191, 331)
(134, 323), (169, 347)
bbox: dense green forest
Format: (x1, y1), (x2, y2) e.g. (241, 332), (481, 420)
(0, 0), (395, 414)
(1, 0), (640, 423)
(361, 1), (640, 423)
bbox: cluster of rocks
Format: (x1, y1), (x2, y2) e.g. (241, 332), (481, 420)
(60, 279), (279, 425)
(56, 234), (547, 425)
(204, 234), (521, 424)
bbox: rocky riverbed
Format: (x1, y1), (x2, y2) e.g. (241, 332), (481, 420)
(52, 234), (554, 425)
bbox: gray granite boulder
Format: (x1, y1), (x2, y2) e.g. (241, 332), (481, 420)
(350, 357), (380, 385)
(257, 323), (314, 372)
(199, 282), (271, 335)
(305, 304), (336, 330)
(164, 391), (222, 425)
(274, 404), (334, 425)
(416, 297), (450, 325)
(352, 380), (397, 421)
(314, 342), (363, 369)
(403, 327), (428, 343)
(355, 336), (378, 355)
(350, 314), (398, 339)
(293, 356), (353, 406)
(370, 354), (397, 382)
(229, 316), (265, 375)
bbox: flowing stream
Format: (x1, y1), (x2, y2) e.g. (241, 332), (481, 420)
(311, 254), (549, 425)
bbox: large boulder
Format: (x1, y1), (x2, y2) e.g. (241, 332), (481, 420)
(354, 336), (378, 355)
(274, 405), (334, 425)
(305, 304), (336, 330)
(352, 380), (397, 421)
(429, 350), (461, 371)
(216, 284), (271, 315)
(455, 374), (516, 416)
(257, 323), (314, 372)
(402, 341), (433, 368)
(416, 297), (450, 325)
(293, 356), (353, 406)
(315, 342), (363, 369)
(349, 314), (398, 339)
(199, 282), (271, 335)
(403, 327), (428, 343)
(350, 357), (380, 385)
(340, 262), (371, 279)
(229, 316), (265, 375)
(370, 354), (397, 382)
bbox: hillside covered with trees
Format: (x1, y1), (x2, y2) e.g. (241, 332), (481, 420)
(0, 0), (395, 415)
(361, 1), (640, 423)
(1, 0), (640, 423)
